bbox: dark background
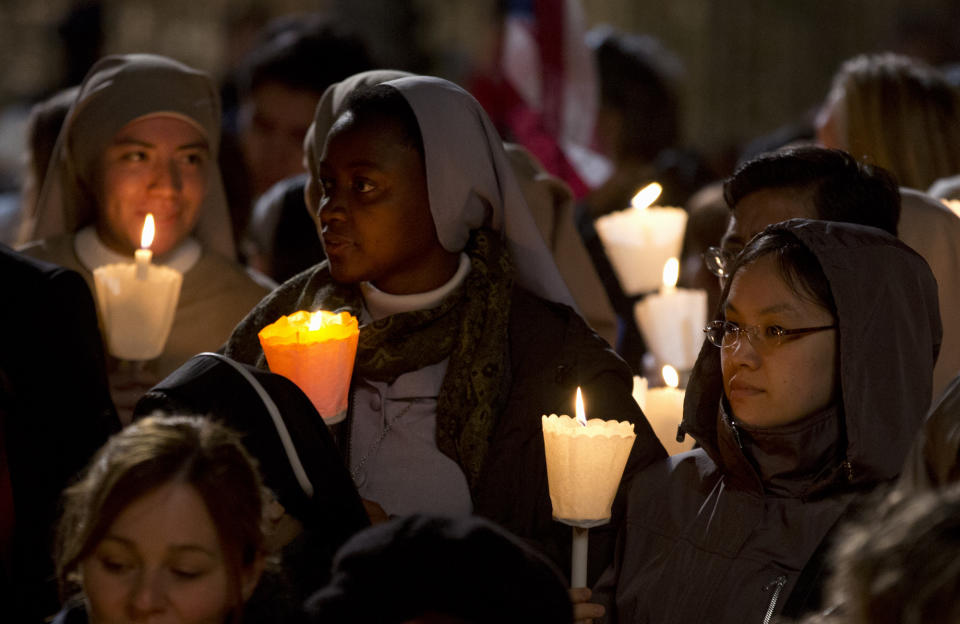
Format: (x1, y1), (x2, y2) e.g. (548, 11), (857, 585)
(0, 0), (957, 183)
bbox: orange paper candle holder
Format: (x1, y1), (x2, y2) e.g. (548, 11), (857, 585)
(258, 310), (360, 424)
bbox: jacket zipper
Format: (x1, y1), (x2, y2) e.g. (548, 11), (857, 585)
(843, 459), (854, 482)
(762, 575), (787, 624)
(726, 414), (744, 449)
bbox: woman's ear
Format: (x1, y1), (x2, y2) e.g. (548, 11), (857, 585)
(240, 552), (267, 602)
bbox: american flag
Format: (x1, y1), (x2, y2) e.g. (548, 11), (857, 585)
(471, 0), (611, 198)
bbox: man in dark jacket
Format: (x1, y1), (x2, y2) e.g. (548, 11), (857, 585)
(715, 145), (958, 398)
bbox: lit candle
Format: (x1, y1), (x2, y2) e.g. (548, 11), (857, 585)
(641, 366), (695, 456)
(595, 182), (688, 295)
(93, 215), (182, 361)
(542, 387), (636, 587)
(135, 213), (155, 280)
(259, 310), (360, 424)
(634, 258), (707, 372)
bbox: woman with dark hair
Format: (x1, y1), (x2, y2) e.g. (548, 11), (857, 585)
(593, 219), (941, 623)
(225, 76), (665, 583)
(53, 415), (267, 623)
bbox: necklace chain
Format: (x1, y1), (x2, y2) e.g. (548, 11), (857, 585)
(350, 399), (417, 483)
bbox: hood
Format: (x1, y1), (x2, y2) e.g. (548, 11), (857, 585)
(682, 218), (941, 490)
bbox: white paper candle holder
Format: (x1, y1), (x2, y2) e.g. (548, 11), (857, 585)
(94, 263), (182, 361)
(595, 207), (688, 295)
(541, 414), (636, 524)
(634, 287), (707, 372)
(542, 412), (636, 587)
(632, 372), (695, 456)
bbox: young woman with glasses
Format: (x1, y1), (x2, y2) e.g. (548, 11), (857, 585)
(589, 218), (941, 623)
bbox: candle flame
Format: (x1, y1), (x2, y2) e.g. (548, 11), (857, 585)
(662, 257), (679, 289)
(630, 182), (662, 211)
(307, 309), (346, 331)
(575, 387), (587, 427)
(662, 365), (679, 390)
(140, 213), (155, 249)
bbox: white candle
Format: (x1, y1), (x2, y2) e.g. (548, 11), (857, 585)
(635, 258), (707, 372)
(135, 213), (155, 280)
(641, 366), (695, 456)
(571, 526), (589, 588)
(595, 183), (688, 295)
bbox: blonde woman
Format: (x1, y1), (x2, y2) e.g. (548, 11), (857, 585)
(817, 53), (960, 191)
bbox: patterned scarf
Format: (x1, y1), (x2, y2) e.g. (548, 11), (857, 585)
(309, 229), (513, 489)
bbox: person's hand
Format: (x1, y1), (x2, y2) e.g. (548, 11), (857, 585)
(361, 498), (390, 524)
(263, 498), (304, 552)
(570, 587), (605, 624)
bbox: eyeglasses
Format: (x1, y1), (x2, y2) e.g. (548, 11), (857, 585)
(703, 246), (736, 278)
(704, 320), (837, 351)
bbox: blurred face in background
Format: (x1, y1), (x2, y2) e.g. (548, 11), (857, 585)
(239, 81), (321, 199)
(96, 115), (209, 257)
(722, 188), (818, 258)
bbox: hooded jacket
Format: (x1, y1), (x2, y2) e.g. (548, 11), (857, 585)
(598, 219), (941, 623)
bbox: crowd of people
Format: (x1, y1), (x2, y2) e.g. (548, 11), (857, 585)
(1, 11), (959, 624)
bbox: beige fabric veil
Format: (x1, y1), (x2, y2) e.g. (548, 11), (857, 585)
(308, 73), (575, 307)
(20, 53), (236, 259)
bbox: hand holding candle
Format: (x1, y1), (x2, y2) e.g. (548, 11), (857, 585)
(542, 388), (636, 587)
(258, 310), (359, 424)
